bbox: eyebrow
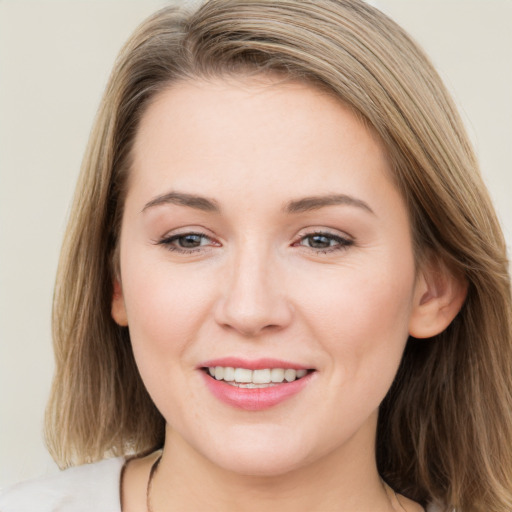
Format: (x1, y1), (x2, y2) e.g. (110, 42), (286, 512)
(284, 194), (375, 215)
(142, 191), (220, 213)
(142, 191), (374, 216)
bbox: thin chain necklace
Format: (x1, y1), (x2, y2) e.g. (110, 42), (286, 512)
(382, 479), (408, 512)
(145, 455), (408, 512)
(146, 454), (161, 512)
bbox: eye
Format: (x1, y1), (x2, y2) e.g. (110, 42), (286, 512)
(156, 232), (218, 253)
(172, 233), (209, 248)
(295, 232), (353, 253)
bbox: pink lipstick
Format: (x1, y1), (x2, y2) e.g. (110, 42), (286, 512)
(199, 358), (315, 411)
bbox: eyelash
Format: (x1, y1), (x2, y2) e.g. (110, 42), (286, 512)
(156, 231), (217, 254)
(293, 232), (354, 253)
(156, 230), (353, 255)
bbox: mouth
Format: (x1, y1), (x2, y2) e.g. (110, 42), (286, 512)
(202, 366), (313, 388)
(199, 359), (316, 411)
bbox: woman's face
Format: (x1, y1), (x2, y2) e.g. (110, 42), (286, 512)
(114, 76), (422, 476)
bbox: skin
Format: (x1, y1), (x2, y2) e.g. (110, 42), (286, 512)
(114, 75), (464, 511)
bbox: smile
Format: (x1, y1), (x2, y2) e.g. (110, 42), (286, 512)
(200, 359), (316, 411)
(206, 367), (309, 387)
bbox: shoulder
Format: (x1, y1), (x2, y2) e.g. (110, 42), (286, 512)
(0, 456), (125, 512)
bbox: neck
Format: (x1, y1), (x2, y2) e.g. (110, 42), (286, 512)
(149, 420), (395, 512)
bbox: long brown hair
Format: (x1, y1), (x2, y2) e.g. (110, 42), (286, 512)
(46, 1), (512, 509)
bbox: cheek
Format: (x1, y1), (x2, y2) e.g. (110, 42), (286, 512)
(120, 255), (217, 364)
(296, 255), (415, 380)
(120, 260), (220, 423)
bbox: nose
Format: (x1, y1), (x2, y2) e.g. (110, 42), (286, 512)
(214, 246), (293, 337)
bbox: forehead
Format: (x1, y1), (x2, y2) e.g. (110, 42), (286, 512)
(128, 75), (396, 214)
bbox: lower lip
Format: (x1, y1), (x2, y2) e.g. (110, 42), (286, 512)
(201, 371), (314, 411)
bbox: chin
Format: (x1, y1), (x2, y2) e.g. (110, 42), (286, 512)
(199, 424), (318, 477)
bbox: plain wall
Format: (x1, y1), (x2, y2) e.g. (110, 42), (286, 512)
(1, 0), (511, 489)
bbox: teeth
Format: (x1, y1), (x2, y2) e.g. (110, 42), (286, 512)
(237, 382), (276, 389)
(223, 367), (235, 382)
(207, 366), (309, 385)
(253, 369), (271, 384)
(234, 368), (252, 383)
(270, 368), (284, 383)
(284, 369), (296, 382)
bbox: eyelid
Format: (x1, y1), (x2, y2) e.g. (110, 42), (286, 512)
(152, 226), (354, 255)
(292, 228), (354, 253)
(155, 225), (219, 242)
(293, 226), (354, 241)
(153, 227), (221, 254)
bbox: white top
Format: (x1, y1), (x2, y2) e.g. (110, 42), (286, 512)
(0, 457), (442, 512)
(0, 457), (125, 512)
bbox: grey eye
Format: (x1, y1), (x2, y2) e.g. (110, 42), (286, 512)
(303, 234), (336, 249)
(176, 234), (206, 248)
(296, 232), (353, 253)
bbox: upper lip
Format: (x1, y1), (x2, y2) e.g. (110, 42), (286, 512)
(199, 357), (312, 371)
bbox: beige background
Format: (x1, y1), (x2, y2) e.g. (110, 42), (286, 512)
(1, 0), (511, 489)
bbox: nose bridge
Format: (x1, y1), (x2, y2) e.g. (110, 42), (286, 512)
(215, 238), (292, 336)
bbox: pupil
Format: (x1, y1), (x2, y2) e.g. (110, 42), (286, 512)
(309, 235), (330, 248)
(180, 234), (202, 248)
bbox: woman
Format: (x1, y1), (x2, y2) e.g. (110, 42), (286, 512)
(1, 0), (511, 510)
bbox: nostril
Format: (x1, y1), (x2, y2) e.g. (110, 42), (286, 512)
(213, 279), (294, 337)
